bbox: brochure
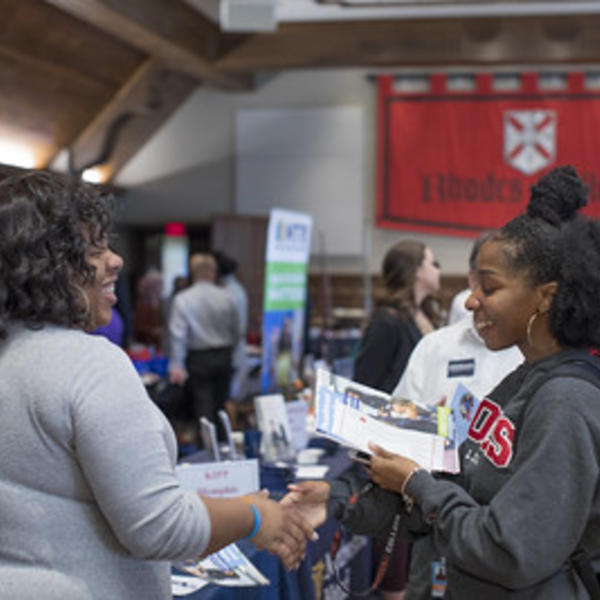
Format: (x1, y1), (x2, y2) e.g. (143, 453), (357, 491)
(449, 382), (481, 449)
(254, 393), (295, 461)
(173, 543), (270, 595)
(172, 458), (269, 590)
(315, 368), (454, 472)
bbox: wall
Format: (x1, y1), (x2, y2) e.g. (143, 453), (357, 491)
(116, 68), (473, 276)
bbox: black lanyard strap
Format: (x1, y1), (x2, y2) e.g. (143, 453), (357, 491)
(327, 481), (403, 597)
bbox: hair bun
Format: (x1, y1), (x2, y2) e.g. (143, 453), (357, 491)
(527, 165), (588, 225)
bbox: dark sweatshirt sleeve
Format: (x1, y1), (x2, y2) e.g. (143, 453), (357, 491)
(327, 469), (430, 538)
(404, 378), (600, 591)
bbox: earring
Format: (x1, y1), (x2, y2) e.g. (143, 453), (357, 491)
(526, 311), (539, 348)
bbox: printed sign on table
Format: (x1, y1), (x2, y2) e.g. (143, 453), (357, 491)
(175, 459), (259, 498)
(172, 459), (268, 591)
(254, 393), (295, 461)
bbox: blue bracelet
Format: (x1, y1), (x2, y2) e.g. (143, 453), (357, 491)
(246, 503), (261, 540)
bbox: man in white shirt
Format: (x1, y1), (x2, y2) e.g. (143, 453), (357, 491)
(168, 254), (241, 439)
(214, 251), (249, 402)
(392, 315), (522, 407)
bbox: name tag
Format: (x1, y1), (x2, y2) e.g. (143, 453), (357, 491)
(447, 359), (475, 378)
(431, 559), (448, 598)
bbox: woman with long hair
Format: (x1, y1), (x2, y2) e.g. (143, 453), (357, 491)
(354, 240), (441, 394)
(353, 239), (441, 598)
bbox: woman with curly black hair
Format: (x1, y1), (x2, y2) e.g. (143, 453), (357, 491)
(0, 171), (313, 599)
(287, 165), (600, 599)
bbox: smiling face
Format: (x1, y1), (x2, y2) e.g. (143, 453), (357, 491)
(465, 240), (543, 359)
(82, 236), (123, 330)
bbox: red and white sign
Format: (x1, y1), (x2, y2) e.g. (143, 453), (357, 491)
(175, 459), (259, 498)
(377, 72), (600, 236)
(503, 109), (556, 175)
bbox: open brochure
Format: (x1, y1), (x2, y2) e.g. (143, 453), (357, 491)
(172, 459), (270, 593)
(314, 368), (481, 473)
(173, 543), (270, 596)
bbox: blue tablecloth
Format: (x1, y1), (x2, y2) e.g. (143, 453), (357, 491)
(175, 441), (373, 599)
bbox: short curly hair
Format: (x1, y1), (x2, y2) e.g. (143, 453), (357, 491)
(491, 165), (600, 348)
(0, 170), (114, 339)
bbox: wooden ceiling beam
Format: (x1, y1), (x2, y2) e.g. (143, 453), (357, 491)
(44, 0), (253, 91)
(52, 58), (198, 181)
(215, 15), (600, 71)
(0, 43), (108, 96)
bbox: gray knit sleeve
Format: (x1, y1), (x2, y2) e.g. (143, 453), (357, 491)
(70, 338), (211, 560)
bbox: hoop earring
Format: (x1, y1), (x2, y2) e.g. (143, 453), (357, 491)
(526, 311), (539, 348)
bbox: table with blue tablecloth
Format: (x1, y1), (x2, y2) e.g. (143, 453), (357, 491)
(175, 440), (373, 600)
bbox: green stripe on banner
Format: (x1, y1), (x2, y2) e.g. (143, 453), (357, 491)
(264, 262), (308, 310)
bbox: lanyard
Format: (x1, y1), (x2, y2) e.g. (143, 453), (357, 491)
(327, 482), (402, 597)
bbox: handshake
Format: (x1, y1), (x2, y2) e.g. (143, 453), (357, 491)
(238, 442), (421, 569)
(246, 480), (332, 569)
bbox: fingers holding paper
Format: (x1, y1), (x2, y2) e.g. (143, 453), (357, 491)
(368, 441), (421, 495)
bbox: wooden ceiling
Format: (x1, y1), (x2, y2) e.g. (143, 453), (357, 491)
(4, 0), (600, 182)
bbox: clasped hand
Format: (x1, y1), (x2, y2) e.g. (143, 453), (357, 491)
(269, 442), (421, 568)
(249, 491), (318, 569)
(367, 441), (421, 495)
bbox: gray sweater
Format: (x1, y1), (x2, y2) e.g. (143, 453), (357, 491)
(0, 325), (211, 599)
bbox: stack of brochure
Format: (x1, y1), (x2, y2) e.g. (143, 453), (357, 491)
(173, 544), (270, 596)
(172, 458), (270, 596)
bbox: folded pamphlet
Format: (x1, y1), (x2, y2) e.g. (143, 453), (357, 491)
(173, 543), (269, 595)
(314, 368), (480, 473)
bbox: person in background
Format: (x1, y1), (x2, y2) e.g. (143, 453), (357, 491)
(353, 239), (441, 600)
(92, 272), (131, 349)
(391, 231), (523, 600)
(91, 306), (124, 347)
(114, 274), (134, 348)
(133, 267), (164, 350)
(447, 233), (491, 326)
(214, 250), (249, 404)
(286, 165), (600, 599)
(172, 274), (189, 294)
(0, 171), (314, 600)
(168, 253), (240, 440)
(354, 240), (441, 393)
(162, 274), (189, 356)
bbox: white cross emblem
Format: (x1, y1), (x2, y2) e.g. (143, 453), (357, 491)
(504, 110), (557, 176)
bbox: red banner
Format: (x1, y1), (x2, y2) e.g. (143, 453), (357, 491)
(377, 72), (600, 237)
